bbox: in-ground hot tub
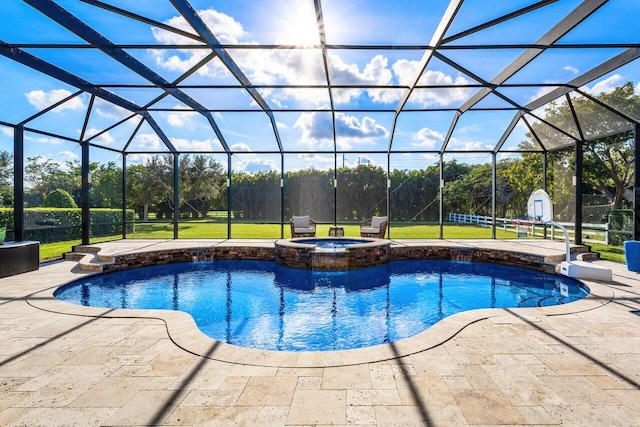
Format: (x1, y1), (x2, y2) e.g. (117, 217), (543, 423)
(274, 237), (390, 270)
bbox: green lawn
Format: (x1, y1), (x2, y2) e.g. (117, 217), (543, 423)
(38, 221), (624, 263)
(589, 242), (625, 263)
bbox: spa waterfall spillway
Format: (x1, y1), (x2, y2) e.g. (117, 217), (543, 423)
(274, 237), (391, 270)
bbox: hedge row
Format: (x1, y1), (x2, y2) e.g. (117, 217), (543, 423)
(0, 208), (135, 243)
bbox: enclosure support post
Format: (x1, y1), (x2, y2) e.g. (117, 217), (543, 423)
(227, 154), (232, 239)
(13, 126), (24, 241)
(491, 153), (496, 239)
(542, 151), (548, 239)
(439, 154), (444, 239)
(387, 155), (391, 239)
(122, 154), (127, 239)
(542, 151), (547, 192)
(634, 123), (640, 240)
(574, 140), (583, 245)
(80, 140), (90, 245)
(280, 155), (285, 239)
(333, 154), (338, 226)
(173, 153), (179, 240)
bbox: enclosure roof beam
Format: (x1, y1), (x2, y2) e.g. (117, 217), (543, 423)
(493, 111), (525, 153)
(522, 116), (548, 152)
(574, 88), (640, 125)
(122, 117), (146, 153)
(18, 89), (84, 126)
(456, 0), (609, 113)
(442, 0), (558, 44)
(79, 0), (205, 42)
(24, 0), (225, 154)
(524, 47), (640, 112)
(387, 0), (464, 153)
(169, 0), (283, 153)
(314, 0), (338, 155)
(0, 41), (141, 112)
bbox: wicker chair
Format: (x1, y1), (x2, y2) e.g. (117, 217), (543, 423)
(290, 215), (317, 237)
(359, 216), (388, 238)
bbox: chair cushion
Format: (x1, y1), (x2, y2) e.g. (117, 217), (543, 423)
(360, 227), (379, 234)
(371, 216), (387, 229)
(294, 227), (315, 233)
(292, 215), (310, 228)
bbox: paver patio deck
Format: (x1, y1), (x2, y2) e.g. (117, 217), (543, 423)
(1, 239), (639, 426)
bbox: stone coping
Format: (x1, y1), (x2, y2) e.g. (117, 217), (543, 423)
(31, 239), (611, 368)
(278, 236), (387, 248)
(29, 278), (612, 368)
(78, 238), (567, 273)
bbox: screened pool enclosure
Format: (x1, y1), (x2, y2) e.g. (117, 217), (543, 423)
(0, 0), (639, 247)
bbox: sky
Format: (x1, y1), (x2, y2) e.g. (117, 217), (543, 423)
(0, 0), (639, 174)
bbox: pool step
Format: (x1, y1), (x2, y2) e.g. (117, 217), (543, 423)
(64, 245), (115, 272)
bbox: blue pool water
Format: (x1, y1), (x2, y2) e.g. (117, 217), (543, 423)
(54, 260), (588, 352)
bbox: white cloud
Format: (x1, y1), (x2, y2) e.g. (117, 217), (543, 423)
(583, 74), (623, 95)
(24, 134), (62, 145)
(446, 137), (493, 151)
(150, 9), (254, 79)
(94, 98), (130, 120)
(234, 157), (279, 173)
(337, 114), (387, 140)
(170, 137), (218, 151)
(167, 109), (199, 128)
(294, 112), (388, 149)
(230, 142), (252, 152)
(414, 71), (471, 107)
(412, 127), (444, 149)
(393, 60), (472, 106)
(57, 150), (79, 161)
(85, 128), (116, 145)
(25, 89), (84, 112)
(135, 133), (161, 149)
(636, 82), (640, 96)
(127, 153), (152, 165)
(150, 9), (248, 76)
(1, 127), (13, 137)
(563, 65), (579, 74)
(151, 8), (326, 109)
(150, 9), (471, 109)
(328, 54), (396, 103)
(294, 112), (332, 146)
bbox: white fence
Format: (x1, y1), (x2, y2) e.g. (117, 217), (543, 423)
(446, 213), (631, 245)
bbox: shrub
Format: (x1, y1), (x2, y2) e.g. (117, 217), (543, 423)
(0, 207), (134, 243)
(41, 189), (77, 208)
(608, 209), (633, 246)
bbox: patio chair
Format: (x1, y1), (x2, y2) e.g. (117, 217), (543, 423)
(290, 215), (317, 237)
(360, 216), (388, 238)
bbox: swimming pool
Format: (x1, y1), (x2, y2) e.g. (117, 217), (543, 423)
(54, 260), (588, 352)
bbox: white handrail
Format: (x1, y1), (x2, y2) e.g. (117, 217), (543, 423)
(545, 221), (571, 263)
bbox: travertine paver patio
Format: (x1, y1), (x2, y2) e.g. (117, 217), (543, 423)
(1, 239), (640, 426)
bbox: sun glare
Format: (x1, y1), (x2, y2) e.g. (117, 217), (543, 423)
(275, 2), (320, 46)
(280, 19), (320, 46)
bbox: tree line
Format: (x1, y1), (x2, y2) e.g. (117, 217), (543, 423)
(0, 150), (576, 223)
